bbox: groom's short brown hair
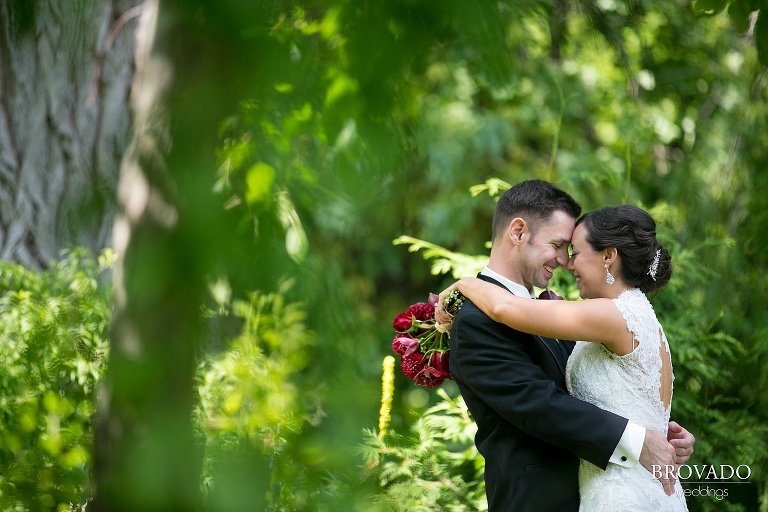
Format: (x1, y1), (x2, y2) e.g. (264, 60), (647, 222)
(492, 180), (582, 242)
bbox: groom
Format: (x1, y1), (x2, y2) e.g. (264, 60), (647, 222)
(440, 180), (694, 511)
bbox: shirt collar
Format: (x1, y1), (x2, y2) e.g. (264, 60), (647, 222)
(481, 266), (536, 299)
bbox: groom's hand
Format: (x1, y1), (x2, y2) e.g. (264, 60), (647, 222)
(640, 430), (677, 496)
(667, 421), (695, 470)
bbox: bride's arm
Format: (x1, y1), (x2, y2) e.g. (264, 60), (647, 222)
(440, 278), (629, 352)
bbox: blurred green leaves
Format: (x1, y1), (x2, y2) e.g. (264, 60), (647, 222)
(0, 248), (112, 510)
(245, 163), (276, 206)
(694, 0), (768, 66)
(693, 0), (730, 16)
(196, 283), (317, 510)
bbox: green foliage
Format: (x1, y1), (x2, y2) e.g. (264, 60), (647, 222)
(360, 389), (486, 511)
(694, 0), (768, 66)
(0, 248), (113, 511)
(652, 234), (768, 512)
(196, 280), (330, 510)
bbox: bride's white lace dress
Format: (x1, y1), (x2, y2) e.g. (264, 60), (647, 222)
(565, 288), (688, 512)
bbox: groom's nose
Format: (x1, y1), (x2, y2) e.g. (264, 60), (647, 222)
(555, 246), (570, 267)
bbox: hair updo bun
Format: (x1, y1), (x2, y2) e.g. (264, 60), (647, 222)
(576, 205), (673, 293)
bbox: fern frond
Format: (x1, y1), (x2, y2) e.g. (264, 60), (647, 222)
(468, 178), (511, 198)
(393, 236), (487, 278)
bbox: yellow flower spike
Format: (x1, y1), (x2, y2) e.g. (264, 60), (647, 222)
(379, 355), (395, 437)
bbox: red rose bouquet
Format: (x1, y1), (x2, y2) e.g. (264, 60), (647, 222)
(390, 291), (464, 388)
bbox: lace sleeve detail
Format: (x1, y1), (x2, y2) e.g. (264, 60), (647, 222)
(614, 288), (663, 348)
(610, 288), (670, 427)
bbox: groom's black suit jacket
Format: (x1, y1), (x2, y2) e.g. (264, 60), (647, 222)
(449, 275), (629, 512)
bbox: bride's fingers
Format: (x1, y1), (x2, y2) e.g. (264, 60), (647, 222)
(434, 303), (453, 327)
(437, 282), (461, 309)
(437, 287), (453, 309)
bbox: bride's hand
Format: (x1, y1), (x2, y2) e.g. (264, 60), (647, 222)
(435, 281), (466, 330)
(435, 289), (456, 330)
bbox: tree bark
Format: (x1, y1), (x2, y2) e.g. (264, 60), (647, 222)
(0, 0), (140, 269)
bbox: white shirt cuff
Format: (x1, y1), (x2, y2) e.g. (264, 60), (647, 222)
(609, 421), (645, 467)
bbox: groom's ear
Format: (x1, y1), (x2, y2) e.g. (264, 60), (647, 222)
(603, 247), (618, 265)
(508, 218), (527, 244)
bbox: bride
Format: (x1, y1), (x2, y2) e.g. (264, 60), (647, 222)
(437, 205), (689, 512)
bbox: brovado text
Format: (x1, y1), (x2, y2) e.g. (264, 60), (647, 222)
(652, 464), (752, 481)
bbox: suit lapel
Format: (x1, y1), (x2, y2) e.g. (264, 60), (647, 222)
(535, 335), (567, 376)
(477, 273), (569, 377)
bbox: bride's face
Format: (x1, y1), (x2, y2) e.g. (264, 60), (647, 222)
(566, 224), (605, 299)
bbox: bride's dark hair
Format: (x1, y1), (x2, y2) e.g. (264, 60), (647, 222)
(576, 205), (672, 293)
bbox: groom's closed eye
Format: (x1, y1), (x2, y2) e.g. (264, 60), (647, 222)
(551, 239), (569, 250)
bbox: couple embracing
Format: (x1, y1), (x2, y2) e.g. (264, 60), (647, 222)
(435, 180), (692, 511)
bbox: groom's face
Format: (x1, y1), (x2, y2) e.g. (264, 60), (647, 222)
(518, 210), (575, 290)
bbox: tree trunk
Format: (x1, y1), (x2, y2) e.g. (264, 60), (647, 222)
(0, 0), (140, 269)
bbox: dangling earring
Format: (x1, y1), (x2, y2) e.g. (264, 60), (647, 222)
(605, 264), (615, 285)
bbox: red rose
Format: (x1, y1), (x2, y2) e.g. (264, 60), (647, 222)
(392, 312), (414, 332)
(401, 352), (427, 380)
(405, 302), (434, 321)
(414, 365), (445, 388)
(392, 336), (420, 356)
(538, 289), (563, 300)
(430, 351), (452, 379)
